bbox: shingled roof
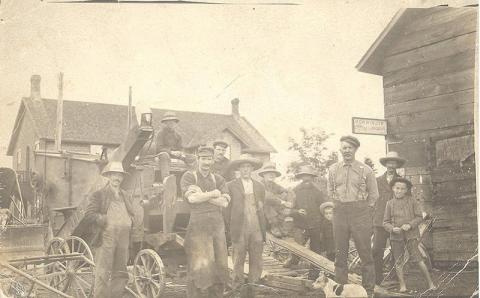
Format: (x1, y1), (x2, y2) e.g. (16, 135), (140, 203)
(7, 97), (136, 155)
(151, 108), (276, 153)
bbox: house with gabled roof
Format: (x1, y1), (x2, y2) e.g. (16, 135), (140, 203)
(151, 98), (276, 162)
(7, 75), (136, 174)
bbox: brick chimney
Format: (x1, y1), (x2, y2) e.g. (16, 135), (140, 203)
(231, 98), (240, 120)
(30, 75), (41, 100)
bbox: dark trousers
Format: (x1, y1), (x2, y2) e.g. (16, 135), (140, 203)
(372, 226), (389, 285)
(333, 201), (375, 294)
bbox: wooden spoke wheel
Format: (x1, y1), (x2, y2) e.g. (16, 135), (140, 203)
(133, 249), (166, 298)
(64, 236), (95, 298)
(46, 237), (71, 293)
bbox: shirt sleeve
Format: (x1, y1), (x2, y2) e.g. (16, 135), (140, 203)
(383, 200), (394, 233)
(155, 129), (171, 154)
(180, 172), (196, 197)
(409, 198), (423, 228)
(366, 167), (379, 207)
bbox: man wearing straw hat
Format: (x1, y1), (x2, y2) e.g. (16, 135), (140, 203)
(76, 161), (134, 298)
(372, 151), (405, 287)
(328, 136), (379, 298)
(225, 153), (265, 297)
(154, 111), (185, 182)
(258, 162), (295, 238)
(180, 146), (231, 298)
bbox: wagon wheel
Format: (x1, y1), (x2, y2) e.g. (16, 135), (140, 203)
(64, 236), (95, 298)
(46, 237), (71, 292)
(133, 249), (166, 298)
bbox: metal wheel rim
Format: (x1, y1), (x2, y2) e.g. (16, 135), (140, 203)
(133, 249), (166, 298)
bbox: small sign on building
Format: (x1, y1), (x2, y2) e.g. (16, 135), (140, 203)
(352, 117), (387, 135)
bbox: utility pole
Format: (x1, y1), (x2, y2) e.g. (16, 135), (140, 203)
(55, 72), (64, 152)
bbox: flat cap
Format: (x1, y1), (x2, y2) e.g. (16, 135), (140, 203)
(213, 140), (229, 148)
(197, 146), (214, 157)
(340, 135), (360, 148)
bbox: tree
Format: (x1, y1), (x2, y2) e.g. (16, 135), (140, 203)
(287, 127), (338, 179)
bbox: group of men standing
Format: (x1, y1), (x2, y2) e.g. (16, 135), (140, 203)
(77, 111), (422, 298)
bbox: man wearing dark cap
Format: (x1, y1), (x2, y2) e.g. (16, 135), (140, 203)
(328, 135), (379, 297)
(211, 140), (231, 180)
(180, 146), (231, 298)
(155, 111), (184, 182)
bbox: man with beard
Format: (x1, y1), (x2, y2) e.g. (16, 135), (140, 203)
(211, 140), (231, 180)
(75, 161), (134, 298)
(372, 151), (406, 287)
(180, 146), (230, 298)
(328, 136), (379, 298)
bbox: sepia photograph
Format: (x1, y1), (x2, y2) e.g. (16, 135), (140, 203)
(0, 0), (478, 297)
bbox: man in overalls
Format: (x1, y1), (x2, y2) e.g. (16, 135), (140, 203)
(225, 154), (265, 297)
(328, 136), (379, 298)
(78, 161), (134, 298)
(180, 146), (231, 298)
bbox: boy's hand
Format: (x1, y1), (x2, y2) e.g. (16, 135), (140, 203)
(210, 189), (221, 198)
(392, 227), (402, 234)
(298, 209), (307, 216)
(401, 224), (411, 231)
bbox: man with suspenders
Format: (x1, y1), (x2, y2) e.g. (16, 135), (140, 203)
(180, 146), (231, 298)
(328, 136), (379, 298)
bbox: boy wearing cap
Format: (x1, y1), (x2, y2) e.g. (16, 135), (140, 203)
(180, 146), (231, 298)
(383, 177), (436, 293)
(373, 151), (405, 286)
(75, 162), (134, 298)
(319, 202), (335, 262)
(258, 162), (295, 238)
(328, 135), (378, 297)
(225, 154), (266, 297)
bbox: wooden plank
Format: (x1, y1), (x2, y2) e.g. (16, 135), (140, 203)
(383, 32), (476, 74)
(385, 89), (474, 117)
(387, 9), (477, 55)
(431, 167), (476, 183)
(384, 68), (475, 105)
(386, 102), (474, 134)
(434, 179), (476, 196)
(407, 174), (431, 186)
(266, 234), (361, 284)
(401, 8), (476, 35)
(405, 167), (429, 176)
(383, 50), (475, 89)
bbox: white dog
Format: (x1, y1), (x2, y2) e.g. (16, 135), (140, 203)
(312, 271), (368, 298)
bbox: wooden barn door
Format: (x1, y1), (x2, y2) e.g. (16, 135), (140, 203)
(430, 133), (477, 267)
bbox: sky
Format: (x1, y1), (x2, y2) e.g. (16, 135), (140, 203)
(0, 0), (475, 172)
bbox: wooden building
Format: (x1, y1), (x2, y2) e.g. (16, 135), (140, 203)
(357, 7), (477, 267)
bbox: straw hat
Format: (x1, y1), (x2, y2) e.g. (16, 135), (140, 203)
(295, 164), (318, 178)
(257, 162), (281, 178)
(379, 151), (406, 167)
(229, 153), (262, 171)
(102, 161), (128, 177)
(161, 111), (179, 123)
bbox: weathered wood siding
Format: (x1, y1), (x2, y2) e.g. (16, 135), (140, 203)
(383, 7), (477, 266)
